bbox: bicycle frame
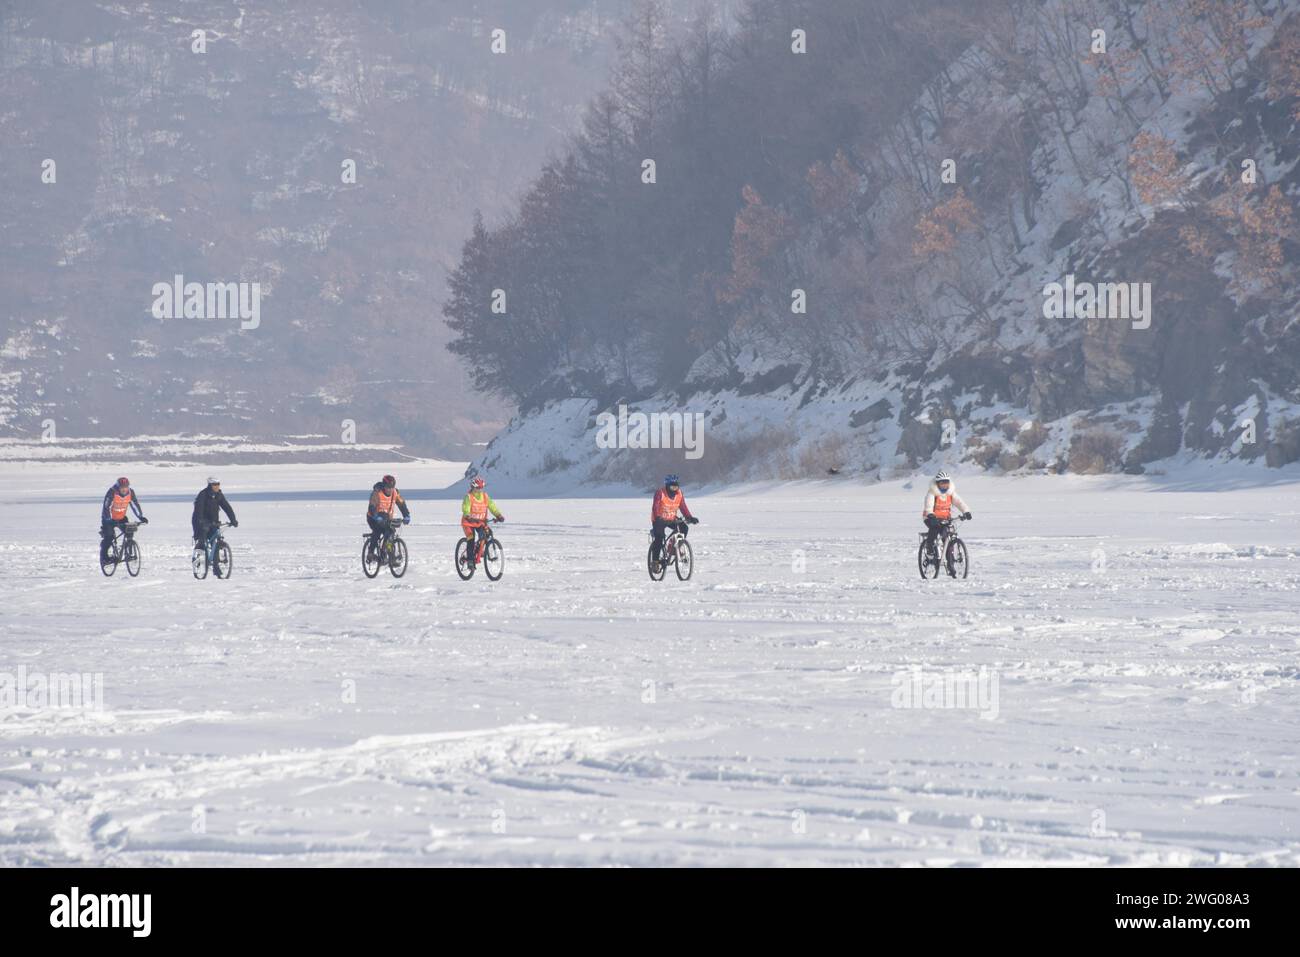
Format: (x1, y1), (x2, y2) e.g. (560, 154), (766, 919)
(472, 522), (496, 559)
(205, 526), (224, 562)
(106, 523), (139, 560)
(381, 518), (403, 546)
(653, 522), (688, 564)
(922, 517), (964, 546)
(201, 522), (234, 562)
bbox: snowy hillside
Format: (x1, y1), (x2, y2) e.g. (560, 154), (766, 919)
(1, 461), (1297, 865)
(459, 0), (1300, 487)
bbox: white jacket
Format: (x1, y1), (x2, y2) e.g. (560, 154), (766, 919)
(922, 481), (968, 519)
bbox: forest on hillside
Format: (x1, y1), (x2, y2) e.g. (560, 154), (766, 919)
(446, 0), (1300, 412)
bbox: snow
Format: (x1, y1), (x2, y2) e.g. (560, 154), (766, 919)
(0, 462), (1297, 865)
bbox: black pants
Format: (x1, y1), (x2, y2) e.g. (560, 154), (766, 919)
(193, 521), (220, 550)
(100, 519), (126, 556)
(923, 515), (950, 551)
(368, 515), (395, 551)
(651, 518), (687, 561)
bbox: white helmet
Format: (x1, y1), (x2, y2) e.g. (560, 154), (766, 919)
(207, 476), (220, 485)
(934, 470), (950, 482)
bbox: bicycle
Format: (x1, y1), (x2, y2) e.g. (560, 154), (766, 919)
(917, 516), (969, 580)
(193, 522), (235, 580)
(363, 516), (409, 578)
(455, 519), (503, 581)
(100, 522), (143, 577)
(648, 520), (693, 581)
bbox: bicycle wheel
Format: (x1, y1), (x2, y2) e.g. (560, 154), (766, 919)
(647, 543), (666, 581)
(455, 538), (475, 580)
(192, 546), (208, 579)
(389, 538), (408, 578)
(213, 540), (233, 579)
(124, 539), (141, 577)
(946, 538), (969, 579)
(917, 540), (939, 579)
(483, 538), (504, 581)
(674, 538), (693, 581)
(100, 542), (117, 577)
(362, 538), (381, 578)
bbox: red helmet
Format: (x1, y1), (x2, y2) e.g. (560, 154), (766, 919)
(382, 474), (396, 486)
(471, 476), (486, 489)
(116, 476), (129, 486)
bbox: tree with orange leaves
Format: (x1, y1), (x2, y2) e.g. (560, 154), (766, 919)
(1181, 182), (1297, 298)
(912, 188), (978, 258)
(807, 149), (859, 217)
(1266, 14), (1300, 121)
(1128, 130), (1184, 209)
(718, 185), (795, 305)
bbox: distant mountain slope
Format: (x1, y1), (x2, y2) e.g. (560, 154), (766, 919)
(0, 0), (671, 455)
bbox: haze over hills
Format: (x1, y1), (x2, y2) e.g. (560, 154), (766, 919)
(1, 0), (698, 458)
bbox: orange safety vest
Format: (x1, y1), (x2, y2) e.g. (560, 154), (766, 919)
(932, 491), (953, 519)
(468, 491), (490, 521)
(110, 489), (132, 521)
(375, 488), (398, 515)
(655, 489), (684, 522)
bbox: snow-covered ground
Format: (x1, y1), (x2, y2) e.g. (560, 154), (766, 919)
(0, 461), (1297, 866)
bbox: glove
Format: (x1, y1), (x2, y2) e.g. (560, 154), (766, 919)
(140, 517), (149, 524)
(963, 512), (972, 520)
(403, 516), (411, 525)
(230, 520), (239, 528)
(496, 516), (505, 523)
(686, 516), (699, 525)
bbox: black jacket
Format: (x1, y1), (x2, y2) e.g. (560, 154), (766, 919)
(192, 486), (236, 531)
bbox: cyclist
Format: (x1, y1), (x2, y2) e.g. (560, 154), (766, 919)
(367, 474), (411, 559)
(100, 476), (148, 562)
(921, 469), (972, 558)
(192, 476), (237, 554)
(461, 476), (503, 566)
(650, 474), (698, 570)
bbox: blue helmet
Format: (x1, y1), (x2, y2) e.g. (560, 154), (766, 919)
(664, 474), (680, 487)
